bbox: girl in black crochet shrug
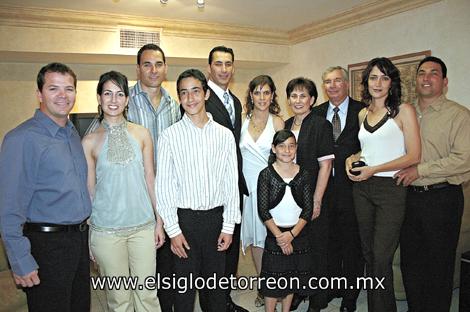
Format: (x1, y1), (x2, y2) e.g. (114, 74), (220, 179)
(257, 129), (314, 312)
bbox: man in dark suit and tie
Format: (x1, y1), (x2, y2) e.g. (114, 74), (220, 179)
(203, 46), (248, 312)
(312, 66), (365, 312)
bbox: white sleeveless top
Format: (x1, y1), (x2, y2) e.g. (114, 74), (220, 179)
(358, 114), (406, 177)
(270, 178), (302, 227)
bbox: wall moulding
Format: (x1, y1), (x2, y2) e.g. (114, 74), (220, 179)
(0, 0), (440, 46)
(0, 5), (289, 45)
(288, 0), (441, 43)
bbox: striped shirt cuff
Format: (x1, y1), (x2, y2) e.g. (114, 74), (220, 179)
(222, 222), (235, 235)
(165, 223), (182, 238)
(317, 154), (335, 162)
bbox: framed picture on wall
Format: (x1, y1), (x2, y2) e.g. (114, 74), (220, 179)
(348, 50), (431, 104)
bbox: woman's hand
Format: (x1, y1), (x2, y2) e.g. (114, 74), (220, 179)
(312, 201), (321, 220)
(348, 165), (376, 182)
(276, 231), (293, 246)
(345, 154), (360, 179)
(89, 247), (96, 262)
(281, 243), (293, 256)
(155, 223), (166, 249)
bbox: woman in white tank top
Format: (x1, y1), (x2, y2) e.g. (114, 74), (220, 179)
(345, 58), (421, 312)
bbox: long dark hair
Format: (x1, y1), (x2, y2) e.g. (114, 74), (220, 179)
(245, 75), (280, 117)
(361, 57), (401, 118)
(268, 129), (296, 165)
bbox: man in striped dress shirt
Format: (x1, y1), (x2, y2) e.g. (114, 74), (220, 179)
(156, 68), (241, 312)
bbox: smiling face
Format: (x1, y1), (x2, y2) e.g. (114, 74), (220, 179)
(272, 136), (297, 164)
(98, 80), (129, 119)
(367, 66), (392, 101)
(137, 49), (167, 90)
(207, 51), (234, 90)
(323, 69), (349, 106)
(251, 84), (273, 112)
(288, 87), (314, 117)
(37, 72), (76, 126)
(416, 61), (448, 100)
(178, 77), (210, 118)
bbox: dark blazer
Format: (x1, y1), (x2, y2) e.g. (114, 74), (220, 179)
(205, 86), (248, 196)
(311, 97), (365, 184)
(285, 111), (334, 188)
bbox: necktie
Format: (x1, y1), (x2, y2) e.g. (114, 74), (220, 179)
(332, 107), (341, 141)
(223, 91), (235, 126)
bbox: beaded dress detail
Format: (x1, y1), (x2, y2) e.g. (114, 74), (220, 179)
(102, 119), (135, 164)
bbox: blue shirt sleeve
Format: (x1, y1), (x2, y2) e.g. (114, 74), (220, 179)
(0, 130), (39, 276)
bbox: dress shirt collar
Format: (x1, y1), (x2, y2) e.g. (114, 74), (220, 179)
(133, 81), (172, 104)
(34, 109), (74, 137)
(328, 96), (349, 115)
(181, 112), (214, 129)
(415, 94), (447, 114)
(208, 80), (230, 101)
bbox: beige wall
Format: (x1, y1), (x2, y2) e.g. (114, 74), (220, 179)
(1, 0), (469, 140)
(271, 0), (470, 109)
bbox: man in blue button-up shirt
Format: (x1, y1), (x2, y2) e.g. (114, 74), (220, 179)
(0, 62), (92, 312)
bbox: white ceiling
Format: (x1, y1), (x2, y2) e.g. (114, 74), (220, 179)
(2, 0), (372, 31)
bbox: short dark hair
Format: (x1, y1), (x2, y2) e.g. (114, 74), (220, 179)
(208, 46), (234, 64)
(268, 129), (296, 164)
(97, 71), (129, 121)
(361, 57), (401, 118)
(245, 75), (281, 117)
(286, 77), (318, 107)
(37, 62), (77, 91)
(176, 68), (208, 95)
(137, 44), (166, 65)
(417, 56), (447, 78)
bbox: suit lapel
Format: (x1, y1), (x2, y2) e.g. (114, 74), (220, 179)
(230, 90), (242, 131)
(208, 87), (233, 128)
(334, 98), (355, 143)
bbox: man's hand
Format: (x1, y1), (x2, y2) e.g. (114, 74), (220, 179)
(14, 270), (40, 287)
(170, 234), (190, 258)
(394, 166), (419, 186)
(217, 233), (233, 251)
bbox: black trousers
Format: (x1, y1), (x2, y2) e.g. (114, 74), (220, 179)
(353, 176), (406, 312)
(326, 178), (364, 308)
(156, 233), (175, 312)
(173, 207), (226, 312)
(223, 192), (243, 299)
(309, 198), (329, 309)
(400, 184), (463, 312)
(24, 229), (90, 312)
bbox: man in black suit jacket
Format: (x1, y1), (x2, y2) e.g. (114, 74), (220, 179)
(202, 46), (248, 312)
(312, 66), (365, 312)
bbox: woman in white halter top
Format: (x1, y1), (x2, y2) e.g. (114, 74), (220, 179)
(239, 75), (284, 306)
(345, 58), (421, 312)
(82, 71), (163, 312)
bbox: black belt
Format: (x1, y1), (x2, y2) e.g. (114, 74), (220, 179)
(409, 182), (451, 192)
(23, 220), (88, 233)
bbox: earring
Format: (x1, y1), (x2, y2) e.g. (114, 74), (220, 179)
(389, 89), (392, 95)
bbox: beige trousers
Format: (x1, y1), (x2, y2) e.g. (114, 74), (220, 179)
(90, 225), (160, 312)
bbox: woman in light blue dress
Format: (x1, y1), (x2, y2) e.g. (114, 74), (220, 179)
(82, 71), (164, 312)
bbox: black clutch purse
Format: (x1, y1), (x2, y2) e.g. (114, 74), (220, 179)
(349, 160), (366, 176)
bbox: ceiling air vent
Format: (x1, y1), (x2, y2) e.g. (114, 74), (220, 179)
(120, 29), (161, 48)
